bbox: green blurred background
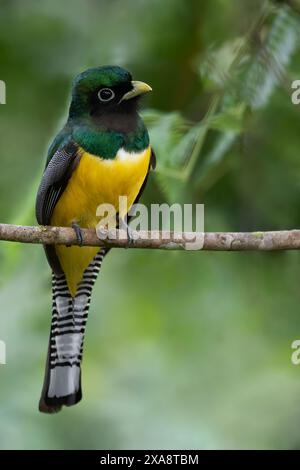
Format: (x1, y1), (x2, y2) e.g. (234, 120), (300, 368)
(1, 0), (300, 450)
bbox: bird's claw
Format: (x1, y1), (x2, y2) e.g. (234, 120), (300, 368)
(120, 219), (134, 247)
(126, 225), (134, 246)
(72, 222), (84, 246)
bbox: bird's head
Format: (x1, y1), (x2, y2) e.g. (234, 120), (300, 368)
(69, 66), (152, 120)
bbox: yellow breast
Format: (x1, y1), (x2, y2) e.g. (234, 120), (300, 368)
(51, 145), (151, 296)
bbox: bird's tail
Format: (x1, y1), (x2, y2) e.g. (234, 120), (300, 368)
(39, 248), (107, 414)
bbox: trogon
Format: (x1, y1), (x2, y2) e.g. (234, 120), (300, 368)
(36, 66), (155, 413)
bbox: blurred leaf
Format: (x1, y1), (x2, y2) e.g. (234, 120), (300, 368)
(209, 103), (247, 132)
(143, 110), (191, 168)
(143, 110), (194, 201)
(143, 100), (218, 201)
(199, 37), (246, 91)
(242, 5), (300, 109)
(193, 131), (237, 192)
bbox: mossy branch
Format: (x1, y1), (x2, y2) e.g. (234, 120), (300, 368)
(0, 223), (300, 251)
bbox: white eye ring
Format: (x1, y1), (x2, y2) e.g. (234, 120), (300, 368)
(98, 88), (115, 102)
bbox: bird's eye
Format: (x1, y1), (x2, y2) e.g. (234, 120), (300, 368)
(98, 88), (115, 102)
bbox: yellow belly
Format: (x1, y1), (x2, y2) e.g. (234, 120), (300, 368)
(51, 146), (151, 296)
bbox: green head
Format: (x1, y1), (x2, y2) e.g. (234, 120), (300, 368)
(66, 66), (152, 157)
(69, 65), (152, 121)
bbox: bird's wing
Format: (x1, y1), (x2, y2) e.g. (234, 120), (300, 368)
(36, 141), (80, 273)
(129, 146), (156, 212)
(36, 141), (80, 225)
(150, 147), (156, 170)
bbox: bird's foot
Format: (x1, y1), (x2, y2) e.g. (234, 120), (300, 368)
(72, 222), (84, 246)
(120, 219), (134, 247)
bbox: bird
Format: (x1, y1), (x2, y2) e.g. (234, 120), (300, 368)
(36, 66), (155, 413)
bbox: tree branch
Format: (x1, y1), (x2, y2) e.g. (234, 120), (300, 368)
(0, 223), (300, 251)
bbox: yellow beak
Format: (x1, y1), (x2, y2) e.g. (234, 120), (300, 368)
(122, 81), (152, 101)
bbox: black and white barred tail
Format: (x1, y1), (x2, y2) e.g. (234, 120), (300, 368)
(39, 248), (107, 413)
